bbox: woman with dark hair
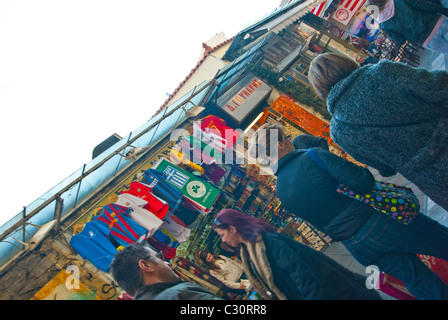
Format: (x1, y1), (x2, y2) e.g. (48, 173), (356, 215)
(212, 209), (381, 300)
(196, 250), (250, 291)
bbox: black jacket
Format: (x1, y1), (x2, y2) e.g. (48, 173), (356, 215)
(292, 134), (329, 151)
(134, 281), (222, 300)
(274, 148), (376, 241)
(261, 232), (381, 300)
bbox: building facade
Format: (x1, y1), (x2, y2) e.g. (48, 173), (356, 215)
(0, 0), (427, 300)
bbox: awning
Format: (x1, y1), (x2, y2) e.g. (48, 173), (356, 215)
(250, 0), (326, 35)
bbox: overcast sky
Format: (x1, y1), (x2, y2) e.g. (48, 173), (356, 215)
(0, 0), (281, 226)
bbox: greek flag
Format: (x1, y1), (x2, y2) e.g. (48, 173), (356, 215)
(164, 166), (189, 189)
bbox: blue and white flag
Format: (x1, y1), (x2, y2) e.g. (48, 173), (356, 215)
(163, 166), (189, 189)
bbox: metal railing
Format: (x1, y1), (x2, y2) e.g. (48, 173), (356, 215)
(0, 79), (215, 270)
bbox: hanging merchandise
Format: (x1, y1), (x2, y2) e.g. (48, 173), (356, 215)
(295, 220), (330, 251)
(152, 229), (180, 248)
(195, 126), (228, 154)
(115, 193), (163, 236)
(203, 163), (227, 185)
(193, 122), (228, 154)
(199, 115), (240, 151)
(179, 135), (224, 165)
(171, 201), (200, 228)
(152, 158), (220, 213)
(160, 211), (192, 243)
(332, 0), (366, 26)
(121, 181), (169, 219)
(140, 169), (184, 211)
(177, 137), (206, 165)
(69, 221), (119, 272)
(169, 148), (205, 175)
(146, 237), (177, 260)
(94, 203), (148, 247)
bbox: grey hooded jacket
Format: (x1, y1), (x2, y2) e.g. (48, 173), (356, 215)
(327, 60), (448, 210)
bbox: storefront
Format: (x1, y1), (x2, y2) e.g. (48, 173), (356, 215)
(26, 11), (382, 299)
(47, 32), (370, 296)
(60, 79), (369, 298)
(28, 16), (373, 300)
(307, 0), (420, 66)
(57, 113), (266, 298)
(16, 0), (442, 302)
(54, 46), (352, 297)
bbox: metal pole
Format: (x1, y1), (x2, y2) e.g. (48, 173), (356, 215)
(21, 206), (26, 249)
(73, 164), (86, 209)
(54, 195), (64, 231)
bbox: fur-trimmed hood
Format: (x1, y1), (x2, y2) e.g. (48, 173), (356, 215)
(238, 235), (287, 300)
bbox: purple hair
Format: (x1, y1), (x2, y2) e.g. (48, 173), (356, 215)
(212, 209), (277, 243)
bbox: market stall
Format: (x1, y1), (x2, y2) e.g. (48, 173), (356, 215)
(65, 104), (363, 299)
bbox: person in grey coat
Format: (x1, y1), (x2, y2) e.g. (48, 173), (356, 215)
(308, 52), (448, 212)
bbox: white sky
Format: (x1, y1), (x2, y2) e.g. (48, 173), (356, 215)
(0, 0), (281, 226)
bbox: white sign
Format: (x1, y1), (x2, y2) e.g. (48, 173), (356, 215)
(217, 73), (271, 123)
(332, 0), (366, 26)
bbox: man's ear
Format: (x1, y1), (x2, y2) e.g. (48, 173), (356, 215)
(139, 259), (155, 272)
(278, 139), (286, 150)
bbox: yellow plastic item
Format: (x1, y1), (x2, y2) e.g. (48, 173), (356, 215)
(170, 149), (205, 175)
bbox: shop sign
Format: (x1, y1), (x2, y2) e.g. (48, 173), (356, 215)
(332, 0), (366, 26)
(326, 24), (347, 39)
(217, 73), (271, 123)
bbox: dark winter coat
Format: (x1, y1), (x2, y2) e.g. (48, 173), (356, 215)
(274, 147), (376, 241)
(239, 232), (381, 300)
(134, 281), (222, 300)
(378, 0), (448, 45)
(327, 60), (448, 210)
(292, 134), (329, 151)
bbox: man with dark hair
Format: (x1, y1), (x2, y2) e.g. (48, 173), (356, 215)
(109, 242), (222, 300)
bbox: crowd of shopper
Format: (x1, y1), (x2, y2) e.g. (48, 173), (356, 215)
(108, 0), (448, 300)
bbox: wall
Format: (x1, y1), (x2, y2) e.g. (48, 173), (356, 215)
(0, 233), (118, 300)
(169, 56), (228, 105)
